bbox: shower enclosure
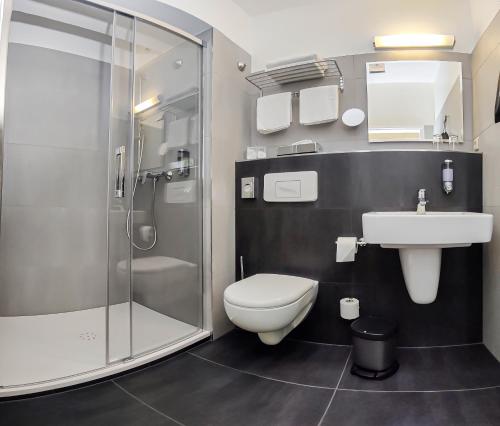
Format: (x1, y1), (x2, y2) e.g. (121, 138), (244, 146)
(0, 0), (210, 396)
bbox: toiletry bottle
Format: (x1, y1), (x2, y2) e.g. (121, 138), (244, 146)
(441, 115), (449, 141)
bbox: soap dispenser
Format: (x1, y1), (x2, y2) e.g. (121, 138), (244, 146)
(442, 159), (454, 194)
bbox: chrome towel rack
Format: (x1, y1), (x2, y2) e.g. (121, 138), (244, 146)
(245, 57), (344, 96)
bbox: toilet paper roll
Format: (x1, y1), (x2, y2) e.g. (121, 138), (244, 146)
(139, 225), (154, 242)
(340, 297), (360, 320)
(336, 237), (358, 262)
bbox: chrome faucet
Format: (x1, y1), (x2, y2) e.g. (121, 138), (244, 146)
(417, 189), (428, 214)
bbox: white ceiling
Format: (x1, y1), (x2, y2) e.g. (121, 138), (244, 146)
(232, 0), (322, 16)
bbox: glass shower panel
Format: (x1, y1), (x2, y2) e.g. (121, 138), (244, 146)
(131, 19), (203, 356)
(0, 0), (113, 386)
(107, 12), (134, 363)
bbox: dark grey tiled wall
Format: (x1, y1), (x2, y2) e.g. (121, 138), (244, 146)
(235, 151), (483, 346)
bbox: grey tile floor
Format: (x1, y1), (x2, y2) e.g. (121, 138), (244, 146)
(1, 330), (499, 426)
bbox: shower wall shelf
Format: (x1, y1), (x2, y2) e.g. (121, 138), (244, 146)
(138, 89), (199, 121)
(245, 57), (344, 95)
(159, 89), (199, 114)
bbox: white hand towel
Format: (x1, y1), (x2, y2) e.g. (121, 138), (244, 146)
(166, 116), (190, 147)
(300, 85), (339, 125)
(257, 92), (292, 134)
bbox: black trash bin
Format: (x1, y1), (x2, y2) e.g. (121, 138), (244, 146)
(350, 316), (399, 380)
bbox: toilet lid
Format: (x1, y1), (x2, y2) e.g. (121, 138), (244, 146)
(224, 274), (317, 308)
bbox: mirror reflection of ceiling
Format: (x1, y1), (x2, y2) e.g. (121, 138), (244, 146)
(366, 61), (463, 143)
(367, 61), (441, 84)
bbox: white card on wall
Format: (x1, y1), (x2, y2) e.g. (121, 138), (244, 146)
(165, 180), (196, 203)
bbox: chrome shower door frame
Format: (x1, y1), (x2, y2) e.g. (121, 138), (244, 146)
(0, 0), (212, 397)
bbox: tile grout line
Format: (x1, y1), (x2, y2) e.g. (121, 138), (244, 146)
(286, 338), (483, 350)
(285, 338), (352, 348)
(338, 385), (500, 393)
(188, 350), (500, 395)
(112, 380), (185, 426)
(398, 342), (483, 349)
(317, 349), (352, 426)
(188, 352), (335, 390)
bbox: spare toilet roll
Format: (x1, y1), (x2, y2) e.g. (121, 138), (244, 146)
(340, 297), (360, 320)
(139, 225), (154, 242)
(336, 237), (358, 262)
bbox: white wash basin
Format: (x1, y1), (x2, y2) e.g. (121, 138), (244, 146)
(362, 212), (493, 304)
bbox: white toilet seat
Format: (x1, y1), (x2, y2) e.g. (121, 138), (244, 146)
(223, 274), (318, 345)
(224, 273), (316, 308)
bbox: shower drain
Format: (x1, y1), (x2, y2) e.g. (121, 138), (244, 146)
(79, 331), (97, 341)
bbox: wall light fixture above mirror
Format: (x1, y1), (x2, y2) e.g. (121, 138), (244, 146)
(373, 34), (455, 49)
(366, 61), (463, 143)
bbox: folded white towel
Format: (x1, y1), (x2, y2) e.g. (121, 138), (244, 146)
(166, 116), (190, 147)
(299, 85), (339, 125)
(257, 92), (292, 134)
(189, 114), (199, 144)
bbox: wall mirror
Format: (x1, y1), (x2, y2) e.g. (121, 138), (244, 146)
(366, 61), (463, 143)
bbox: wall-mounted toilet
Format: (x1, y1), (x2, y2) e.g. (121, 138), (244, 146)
(223, 274), (318, 345)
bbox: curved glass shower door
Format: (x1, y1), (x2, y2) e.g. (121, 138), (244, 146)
(129, 19), (203, 357)
(0, 0), (205, 391)
(0, 0), (114, 385)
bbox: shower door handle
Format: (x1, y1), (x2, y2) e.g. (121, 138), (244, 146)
(114, 145), (126, 198)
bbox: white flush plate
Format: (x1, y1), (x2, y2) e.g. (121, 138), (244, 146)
(263, 171), (318, 202)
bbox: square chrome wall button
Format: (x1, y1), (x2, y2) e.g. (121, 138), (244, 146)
(241, 177), (256, 199)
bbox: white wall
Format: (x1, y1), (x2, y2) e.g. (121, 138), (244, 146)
(157, 0), (252, 54)
(469, 0), (500, 45)
(247, 0), (477, 70)
(473, 10), (500, 361)
(151, 1), (500, 71)
(210, 30), (252, 338)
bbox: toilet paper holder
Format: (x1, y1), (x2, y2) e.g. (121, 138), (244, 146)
(335, 237), (367, 263)
(334, 237), (367, 248)
(357, 238), (367, 247)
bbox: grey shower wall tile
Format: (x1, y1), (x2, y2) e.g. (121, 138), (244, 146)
(5, 44), (110, 150)
(236, 207), (353, 283)
(0, 205), (108, 315)
(2, 142), (108, 209)
(354, 51), (472, 79)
